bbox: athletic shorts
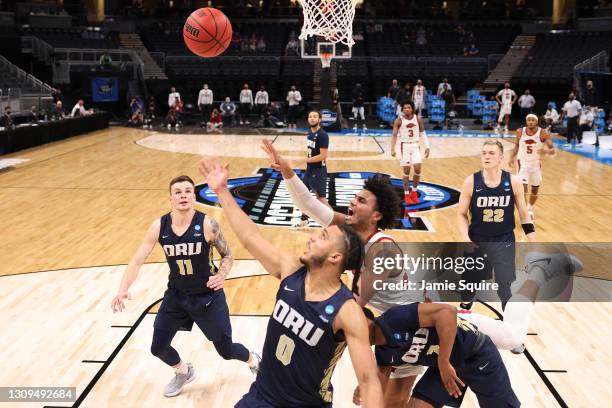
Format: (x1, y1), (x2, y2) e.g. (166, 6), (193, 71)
(498, 105), (512, 121)
(153, 287), (231, 341)
(399, 143), (422, 166)
(389, 363), (427, 379)
(304, 166), (328, 198)
(235, 383), (332, 408)
(412, 338), (520, 408)
(517, 160), (542, 186)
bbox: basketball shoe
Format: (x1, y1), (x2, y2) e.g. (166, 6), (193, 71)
(164, 363), (196, 397)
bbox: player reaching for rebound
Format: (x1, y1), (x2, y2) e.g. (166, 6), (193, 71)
(198, 159), (384, 407)
(111, 176), (259, 398)
(509, 113), (555, 220)
(262, 138), (429, 408)
(390, 101), (431, 206)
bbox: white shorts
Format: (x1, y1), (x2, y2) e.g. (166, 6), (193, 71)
(399, 143), (421, 166)
(390, 363), (427, 379)
(517, 160), (542, 186)
(414, 99), (425, 112)
(498, 104), (512, 121)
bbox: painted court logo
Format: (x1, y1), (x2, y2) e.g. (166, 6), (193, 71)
(195, 169), (459, 231)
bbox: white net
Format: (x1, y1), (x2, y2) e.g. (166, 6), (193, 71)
(299, 0), (357, 47)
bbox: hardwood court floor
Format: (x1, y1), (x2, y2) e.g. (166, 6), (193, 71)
(1, 127), (611, 407)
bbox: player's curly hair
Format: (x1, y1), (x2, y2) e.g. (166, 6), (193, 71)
(364, 174), (401, 230)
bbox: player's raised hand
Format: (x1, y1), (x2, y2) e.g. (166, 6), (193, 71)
(111, 291), (131, 313)
(260, 138), (286, 169)
(438, 360), (464, 398)
(206, 273), (225, 291)
(199, 158), (229, 192)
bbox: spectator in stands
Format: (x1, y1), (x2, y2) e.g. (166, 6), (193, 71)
(99, 53), (112, 69)
(285, 37), (300, 57)
(583, 80), (599, 108)
(257, 37), (267, 52)
(437, 78), (452, 96)
(249, 34), (258, 52)
(286, 85), (302, 130)
(198, 83), (214, 127)
(560, 92), (582, 146)
(207, 108), (222, 131)
(416, 27), (427, 46)
(53, 101), (67, 120)
(29, 105), (39, 123)
(577, 106), (594, 147)
(262, 102), (285, 128)
(220, 97), (237, 127)
(468, 43), (479, 55)
(240, 34), (249, 52)
(255, 85), (269, 119)
(387, 79), (400, 100)
(352, 83), (366, 130)
(518, 89), (536, 119)
(542, 103), (560, 131)
(395, 82), (412, 117)
(239, 83), (254, 125)
(1, 106), (13, 129)
(129, 96), (144, 126)
(71, 99), (93, 117)
(168, 86), (180, 108)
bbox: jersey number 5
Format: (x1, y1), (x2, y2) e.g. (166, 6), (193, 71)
(176, 259), (193, 275)
(526, 145), (533, 154)
(275, 334), (295, 366)
(483, 209), (504, 223)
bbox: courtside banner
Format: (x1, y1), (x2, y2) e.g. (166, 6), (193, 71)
(361, 242), (611, 302)
(91, 77), (119, 102)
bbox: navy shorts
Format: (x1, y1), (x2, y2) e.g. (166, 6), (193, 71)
(466, 231), (516, 283)
(412, 337), (520, 408)
(304, 166), (328, 198)
(235, 383), (332, 408)
(153, 287), (231, 341)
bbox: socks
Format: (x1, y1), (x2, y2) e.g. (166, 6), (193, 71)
(174, 361), (189, 375)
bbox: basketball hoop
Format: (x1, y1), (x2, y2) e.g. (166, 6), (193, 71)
(320, 52), (332, 69)
(298, 0), (357, 47)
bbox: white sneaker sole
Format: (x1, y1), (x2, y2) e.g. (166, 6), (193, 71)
(164, 372), (197, 398)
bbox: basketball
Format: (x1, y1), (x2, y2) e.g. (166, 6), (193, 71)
(183, 7), (232, 58)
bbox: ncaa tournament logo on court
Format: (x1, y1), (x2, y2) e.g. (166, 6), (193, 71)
(195, 169), (459, 231)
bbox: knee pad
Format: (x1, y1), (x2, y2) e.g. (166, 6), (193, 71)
(414, 172), (422, 177)
(403, 170), (411, 177)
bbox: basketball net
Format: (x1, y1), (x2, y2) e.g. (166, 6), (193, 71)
(298, 0), (357, 47)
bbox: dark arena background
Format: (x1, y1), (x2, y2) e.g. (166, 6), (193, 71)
(0, 1), (611, 407)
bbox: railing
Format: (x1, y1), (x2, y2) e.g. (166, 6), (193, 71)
(164, 55), (487, 64)
(0, 54), (57, 95)
(149, 52), (166, 71)
(22, 36), (145, 81)
(574, 51), (610, 96)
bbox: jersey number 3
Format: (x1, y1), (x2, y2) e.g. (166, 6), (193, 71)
(483, 209), (504, 223)
(275, 334), (295, 366)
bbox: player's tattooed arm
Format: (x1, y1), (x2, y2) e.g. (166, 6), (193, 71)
(209, 217), (234, 278)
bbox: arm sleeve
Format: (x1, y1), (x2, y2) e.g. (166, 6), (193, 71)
(420, 131), (430, 149)
(285, 174), (334, 227)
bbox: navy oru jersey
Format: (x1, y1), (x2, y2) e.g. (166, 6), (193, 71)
(469, 170), (515, 238)
(375, 304), (484, 368)
(307, 128), (329, 169)
(255, 267), (353, 406)
(158, 211), (216, 295)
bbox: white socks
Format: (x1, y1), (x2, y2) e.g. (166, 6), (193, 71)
(174, 361), (189, 375)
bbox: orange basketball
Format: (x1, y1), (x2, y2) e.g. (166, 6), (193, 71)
(183, 8), (232, 58)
